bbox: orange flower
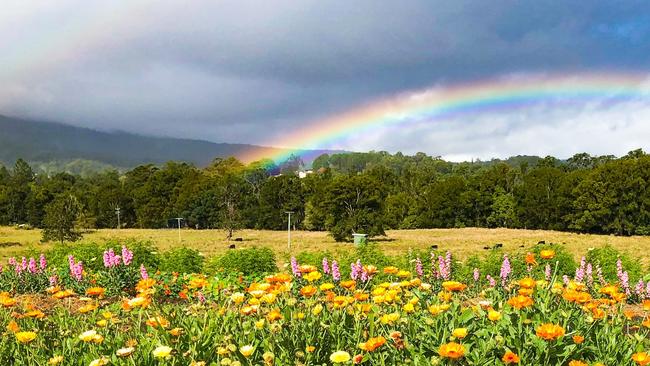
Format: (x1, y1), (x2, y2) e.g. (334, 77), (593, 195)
(568, 361), (588, 366)
(442, 281), (467, 292)
(507, 295), (534, 310)
(383, 266), (399, 275)
(358, 336), (386, 352)
(7, 320), (20, 333)
(438, 342), (465, 359)
(340, 280), (357, 290)
(52, 290), (75, 300)
(300, 285), (317, 297)
(502, 351), (520, 364)
(535, 323), (565, 340)
(572, 335), (584, 344)
(525, 252), (537, 266)
(146, 316), (170, 328)
(85, 287), (106, 297)
(266, 309), (283, 322)
(135, 278), (156, 293)
(518, 277), (536, 289)
(633, 352), (650, 366)
(353, 354), (363, 364)
(539, 249), (555, 260)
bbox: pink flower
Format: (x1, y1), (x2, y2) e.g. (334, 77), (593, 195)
(415, 258), (423, 278)
(39, 254), (47, 271)
(500, 255), (511, 287)
(331, 260), (340, 282)
(290, 257), (301, 278)
(140, 264), (149, 279)
(473, 268), (480, 282)
(322, 257), (330, 275)
(121, 246), (134, 266)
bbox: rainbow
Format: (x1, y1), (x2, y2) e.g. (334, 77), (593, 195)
(241, 72), (650, 163)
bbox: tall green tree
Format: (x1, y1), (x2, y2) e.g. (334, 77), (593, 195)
(42, 194), (82, 244)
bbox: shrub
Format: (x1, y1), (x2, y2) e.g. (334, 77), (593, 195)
(206, 247), (277, 277)
(158, 248), (204, 274)
(44, 240), (159, 272)
(586, 245), (642, 283)
(531, 244), (577, 278)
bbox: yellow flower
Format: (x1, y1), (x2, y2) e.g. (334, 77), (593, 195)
(230, 292), (245, 304)
(96, 320), (108, 327)
(633, 352), (650, 366)
(488, 310), (502, 321)
(88, 357), (109, 366)
(15, 331), (37, 344)
(48, 356), (64, 365)
(152, 345), (173, 359)
(330, 351), (351, 363)
(439, 342), (465, 359)
(535, 323), (565, 341)
(403, 303), (415, 313)
(78, 330), (98, 342)
(452, 328), (468, 339)
(117, 347), (135, 357)
(240, 345), (255, 357)
(312, 304), (323, 316)
(540, 249), (555, 260)
(303, 271), (322, 282)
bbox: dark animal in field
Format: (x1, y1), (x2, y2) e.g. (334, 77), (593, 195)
(494, 243), (503, 249)
(519, 245), (525, 248)
(483, 246), (490, 250)
(228, 244), (236, 249)
(234, 238), (243, 242)
(430, 244), (439, 250)
(537, 240), (546, 245)
(0, 242), (20, 248)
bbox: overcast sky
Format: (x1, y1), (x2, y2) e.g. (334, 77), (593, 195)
(1, 1), (650, 161)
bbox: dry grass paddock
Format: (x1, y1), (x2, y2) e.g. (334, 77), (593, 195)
(1, 226), (649, 266)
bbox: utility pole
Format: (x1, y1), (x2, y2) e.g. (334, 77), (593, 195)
(174, 217), (183, 242)
(115, 206), (121, 230)
(285, 211), (294, 250)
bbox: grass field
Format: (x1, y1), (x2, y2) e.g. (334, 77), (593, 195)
(1, 226), (649, 266)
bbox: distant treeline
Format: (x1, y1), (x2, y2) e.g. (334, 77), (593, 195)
(0, 149), (648, 241)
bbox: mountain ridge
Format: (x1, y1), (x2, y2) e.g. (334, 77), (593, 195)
(0, 114), (338, 168)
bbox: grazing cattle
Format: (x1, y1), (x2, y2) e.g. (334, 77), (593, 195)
(494, 243), (503, 249)
(430, 244), (439, 250)
(234, 238), (243, 242)
(228, 244), (236, 249)
(537, 240), (546, 245)
(519, 245), (525, 248)
(483, 246), (490, 250)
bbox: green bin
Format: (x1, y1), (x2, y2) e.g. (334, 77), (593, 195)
(352, 233), (367, 246)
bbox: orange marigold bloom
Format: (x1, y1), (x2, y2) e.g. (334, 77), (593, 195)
(539, 249), (555, 259)
(135, 278), (156, 293)
(568, 361), (588, 366)
(438, 342), (465, 359)
(266, 309), (283, 322)
(633, 352), (650, 366)
(300, 285), (317, 297)
(518, 277), (536, 289)
(572, 335), (584, 344)
(442, 281), (467, 292)
(298, 265), (317, 273)
(85, 287), (106, 297)
(525, 252), (537, 266)
(146, 316), (170, 328)
(535, 323), (565, 340)
(358, 336), (386, 352)
(353, 354), (363, 364)
(52, 290), (75, 300)
(502, 351), (520, 364)
(340, 280), (356, 290)
(383, 266), (399, 275)
(7, 320), (20, 333)
(507, 295), (534, 310)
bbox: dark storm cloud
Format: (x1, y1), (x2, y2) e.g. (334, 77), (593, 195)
(1, 0), (649, 153)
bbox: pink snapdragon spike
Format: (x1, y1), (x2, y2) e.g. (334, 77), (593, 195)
(290, 257), (301, 278)
(331, 260), (340, 282)
(616, 258), (630, 295)
(39, 254), (47, 271)
(545, 264), (552, 281)
(140, 264), (149, 279)
(473, 268), (480, 282)
(322, 257), (330, 275)
(21, 257), (27, 271)
(486, 274), (496, 287)
(121, 246), (134, 266)
(585, 263), (593, 287)
(415, 258), (423, 278)
(575, 256), (586, 283)
(596, 265), (606, 286)
(27, 258), (37, 274)
(350, 260), (361, 281)
(103, 249), (111, 268)
(562, 275), (570, 287)
(8, 257), (16, 267)
(49, 275), (58, 286)
(430, 252), (439, 279)
(635, 280), (646, 298)
(500, 255), (511, 287)
(196, 291), (206, 303)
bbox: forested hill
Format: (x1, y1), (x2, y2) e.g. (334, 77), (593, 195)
(0, 115), (337, 168)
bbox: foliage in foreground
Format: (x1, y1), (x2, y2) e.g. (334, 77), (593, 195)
(1, 244), (650, 365)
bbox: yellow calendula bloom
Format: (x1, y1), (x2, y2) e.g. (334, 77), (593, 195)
(88, 357), (109, 366)
(15, 331), (37, 344)
(312, 304), (323, 316)
(452, 328), (468, 339)
(152, 346), (173, 359)
(240, 345), (255, 357)
(116, 347), (135, 357)
(78, 330), (98, 342)
(48, 356), (64, 365)
(330, 351), (351, 363)
(488, 310), (502, 321)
